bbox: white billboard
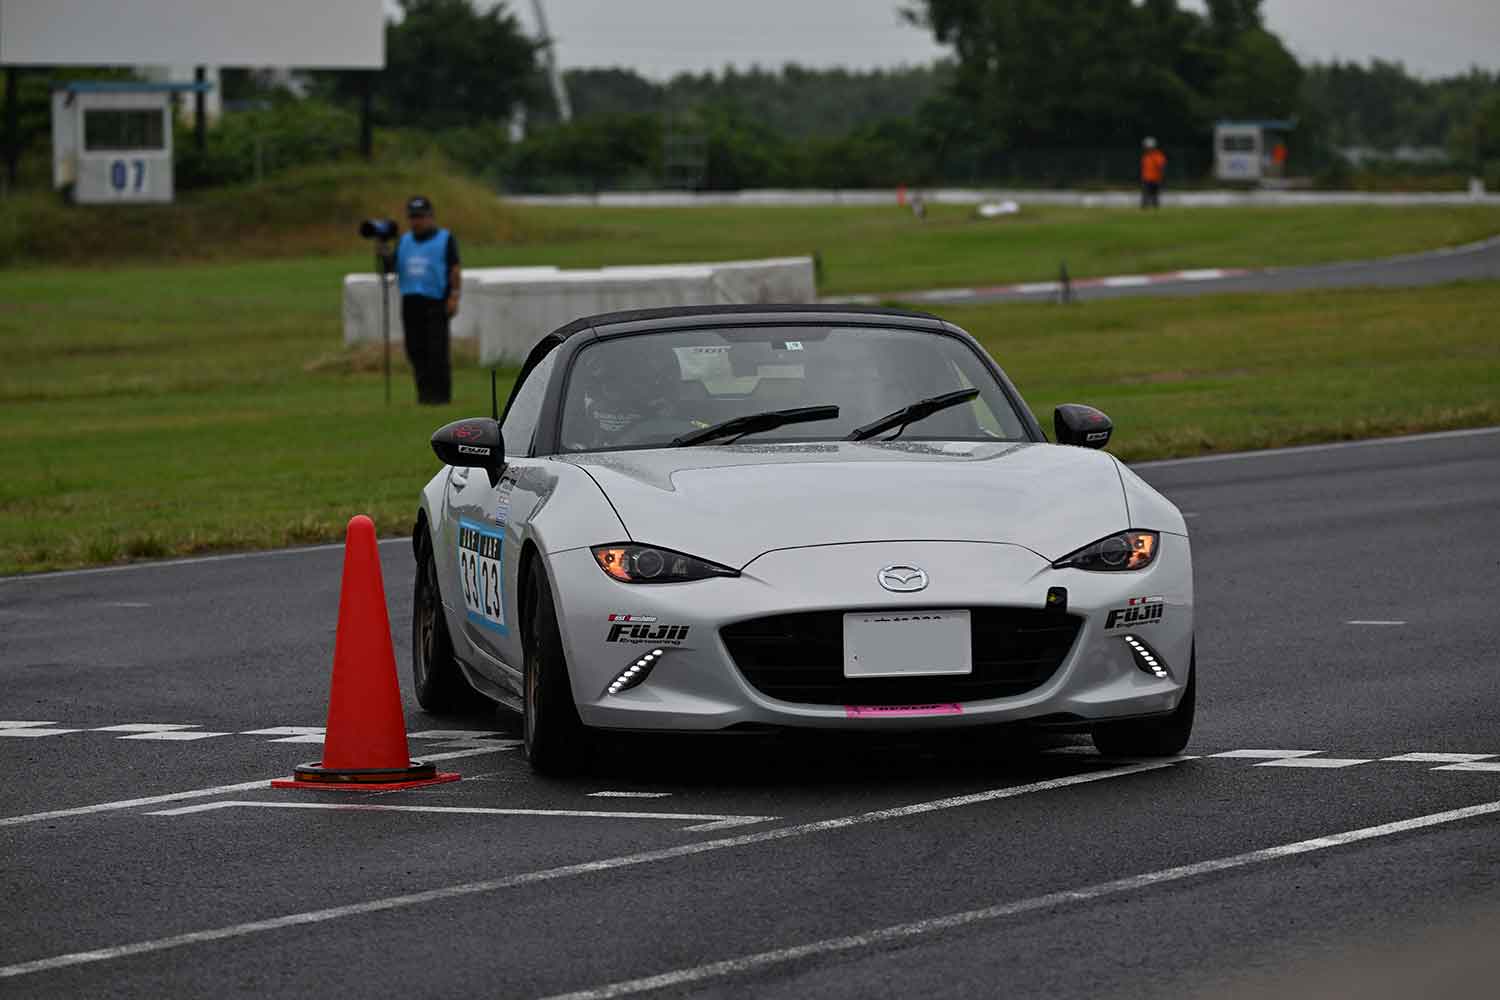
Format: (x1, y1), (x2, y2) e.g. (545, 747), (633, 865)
(0, 0), (384, 68)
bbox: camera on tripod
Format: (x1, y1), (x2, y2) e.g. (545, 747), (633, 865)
(359, 218), (400, 240)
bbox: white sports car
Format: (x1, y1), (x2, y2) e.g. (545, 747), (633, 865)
(413, 306), (1194, 773)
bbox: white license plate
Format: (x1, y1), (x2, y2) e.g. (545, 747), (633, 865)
(843, 610), (972, 678)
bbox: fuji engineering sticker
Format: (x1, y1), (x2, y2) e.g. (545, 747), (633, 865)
(1104, 595), (1165, 630)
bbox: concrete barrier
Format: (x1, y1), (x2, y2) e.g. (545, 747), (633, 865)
(474, 257), (818, 365)
(476, 268), (718, 366)
(341, 267), (560, 346)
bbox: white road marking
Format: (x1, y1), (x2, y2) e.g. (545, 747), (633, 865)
(146, 800), (773, 832)
(1256, 757), (1373, 769)
(267, 734), (327, 743)
(1210, 749), (1324, 759)
(0, 760), (1180, 978)
(0, 720), (57, 727)
(1101, 275), (1152, 288)
(1384, 753), (1496, 763)
(240, 727), (325, 736)
(0, 746), (515, 829)
(1434, 762), (1500, 773)
(1133, 425), (1500, 470)
(1013, 281), (1061, 295)
(93, 724), (201, 733)
(538, 798), (1500, 1000)
(1177, 269), (1229, 281)
(119, 731), (231, 742)
(0, 536), (410, 584)
(590, 791), (672, 799)
(1346, 620), (1407, 626)
(406, 730), (508, 740)
(0, 727), (84, 737)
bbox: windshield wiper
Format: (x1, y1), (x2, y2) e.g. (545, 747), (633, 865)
(845, 388), (980, 442)
(671, 405), (840, 447)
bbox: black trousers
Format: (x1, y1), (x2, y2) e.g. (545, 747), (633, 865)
(400, 295), (452, 405)
(1141, 181), (1162, 209)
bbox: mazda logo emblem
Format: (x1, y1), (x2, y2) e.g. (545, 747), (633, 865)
(878, 565), (929, 592)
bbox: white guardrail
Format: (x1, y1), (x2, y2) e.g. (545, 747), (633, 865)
(342, 257), (817, 366)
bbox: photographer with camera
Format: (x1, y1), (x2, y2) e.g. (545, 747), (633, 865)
(374, 196), (461, 405)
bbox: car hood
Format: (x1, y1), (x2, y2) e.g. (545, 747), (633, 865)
(561, 441), (1128, 569)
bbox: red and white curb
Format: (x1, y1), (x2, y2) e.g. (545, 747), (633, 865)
(825, 267), (1252, 305)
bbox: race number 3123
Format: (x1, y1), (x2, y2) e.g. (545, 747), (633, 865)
(458, 520), (506, 633)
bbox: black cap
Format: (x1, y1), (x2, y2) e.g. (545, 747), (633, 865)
(406, 195), (433, 216)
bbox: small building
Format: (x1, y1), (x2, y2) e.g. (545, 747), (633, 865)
(1214, 119), (1296, 184)
(50, 80), (210, 204)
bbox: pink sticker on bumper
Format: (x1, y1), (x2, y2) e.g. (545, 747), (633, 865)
(844, 703), (964, 719)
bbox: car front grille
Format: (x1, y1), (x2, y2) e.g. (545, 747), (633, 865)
(720, 608), (1081, 706)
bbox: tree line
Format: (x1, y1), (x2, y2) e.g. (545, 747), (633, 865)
(2, 0), (1496, 194)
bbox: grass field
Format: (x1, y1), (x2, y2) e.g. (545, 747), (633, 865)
(4, 162), (1500, 293)
(2, 254), (1496, 574)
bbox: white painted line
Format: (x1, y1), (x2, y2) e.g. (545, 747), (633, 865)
(0, 780), (273, 829)
(0, 721), (58, 727)
(0, 728), (84, 738)
(1012, 281), (1060, 295)
(0, 536), (410, 585)
(267, 734), (326, 744)
(539, 797), (1500, 1000)
(119, 731), (231, 742)
(1210, 749), (1324, 759)
(1256, 757), (1373, 769)
(1383, 753), (1496, 764)
(1346, 620), (1406, 626)
(0, 745), (515, 829)
(240, 727), (324, 736)
(93, 724), (200, 733)
(1133, 425), (1500, 470)
(1433, 762), (1500, 773)
(1177, 269), (1228, 281)
(1101, 275), (1153, 288)
(590, 791), (672, 799)
(407, 730), (508, 740)
(0, 760), (1181, 978)
(146, 800), (773, 832)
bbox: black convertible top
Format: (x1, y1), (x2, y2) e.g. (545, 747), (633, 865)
(546, 303), (943, 342)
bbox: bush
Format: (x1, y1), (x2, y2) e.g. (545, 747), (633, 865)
(175, 100), (360, 190)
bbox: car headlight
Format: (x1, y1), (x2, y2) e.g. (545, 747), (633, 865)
(1052, 530), (1159, 571)
(591, 544), (739, 584)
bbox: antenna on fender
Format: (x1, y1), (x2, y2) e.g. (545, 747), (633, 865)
(491, 369), (499, 422)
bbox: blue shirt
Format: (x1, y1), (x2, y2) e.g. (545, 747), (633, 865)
(396, 229), (457, 300)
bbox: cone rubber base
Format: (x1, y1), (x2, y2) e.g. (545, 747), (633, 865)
(271, 759), (460, 792)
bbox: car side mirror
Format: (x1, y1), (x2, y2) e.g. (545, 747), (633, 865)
(1054, 404), (1113, 449)
(432, 418), (506, 486)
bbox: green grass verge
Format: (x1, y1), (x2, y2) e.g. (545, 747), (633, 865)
(499, 202), (1500, 295)
(3, 160), (1498, 293)
(2, 262), (1496, 574)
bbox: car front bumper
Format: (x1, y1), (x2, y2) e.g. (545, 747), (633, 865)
(547, 536), (1194, 732)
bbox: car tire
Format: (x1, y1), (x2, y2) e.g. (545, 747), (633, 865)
(1091, 647), (1196, 757)
(523, 559), (591, 776)
(412, 528), (492, 715)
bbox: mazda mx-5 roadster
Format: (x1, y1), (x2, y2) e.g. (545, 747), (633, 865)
(412, 305), (1194, 773)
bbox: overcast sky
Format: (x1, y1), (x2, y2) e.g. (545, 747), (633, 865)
(509, 0), (1499, 79)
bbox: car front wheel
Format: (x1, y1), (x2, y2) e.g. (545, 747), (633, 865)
(523, 558), (591, 775)
(1092, 646), (1196, 757)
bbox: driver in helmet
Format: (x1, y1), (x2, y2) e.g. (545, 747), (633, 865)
(575, 345), (690, 448)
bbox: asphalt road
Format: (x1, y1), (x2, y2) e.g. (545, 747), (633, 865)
(868, 234), (1500, 305)
(3, 426), (1500, 998)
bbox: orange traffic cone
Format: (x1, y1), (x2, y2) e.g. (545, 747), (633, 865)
(272, 515), (459, 791)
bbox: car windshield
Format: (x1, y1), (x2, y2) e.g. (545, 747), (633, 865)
(559, 326), (1031, 452)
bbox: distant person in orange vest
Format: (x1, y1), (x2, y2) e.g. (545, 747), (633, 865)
(1140, 137), (1167, 209)
(1272, 141), (1288, 176)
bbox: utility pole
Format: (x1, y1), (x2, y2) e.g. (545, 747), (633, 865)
(194, 66), (207, 152)
(529, 0), (571, 122)
(3, 67), (20, 195)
